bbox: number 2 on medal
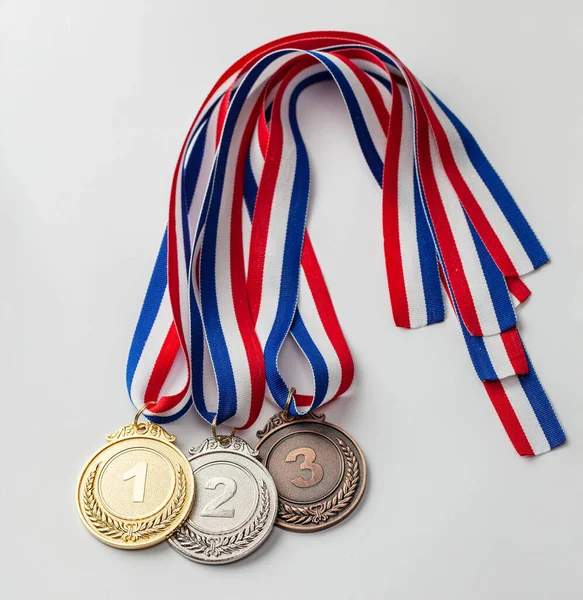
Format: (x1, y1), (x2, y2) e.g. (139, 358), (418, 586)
(123, 461), (148, 502)
(201, 477), (237, 518)
(286, 447), (324, 488)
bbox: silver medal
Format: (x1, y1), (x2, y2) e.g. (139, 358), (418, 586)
(168, 435), (278, 564)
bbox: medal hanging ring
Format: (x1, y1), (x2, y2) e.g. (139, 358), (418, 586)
(211, 416), (237, 447)
(282, 387), (296, 421)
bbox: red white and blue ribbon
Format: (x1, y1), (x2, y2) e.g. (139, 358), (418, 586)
(126, 32), (565, 456)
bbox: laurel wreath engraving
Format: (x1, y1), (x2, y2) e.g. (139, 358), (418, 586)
(278, 438), (359, 526)
(173, 479), (270, 558)
(82, 464), (187, 542)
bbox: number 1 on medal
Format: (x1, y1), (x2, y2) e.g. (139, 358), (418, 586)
(123, 461), (148, 502)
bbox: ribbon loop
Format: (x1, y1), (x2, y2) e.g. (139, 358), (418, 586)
(126, 32), (565, 456)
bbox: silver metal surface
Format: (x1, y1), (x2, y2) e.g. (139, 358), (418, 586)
(168, 436), (278, 564)
(256, 412), (367, 532)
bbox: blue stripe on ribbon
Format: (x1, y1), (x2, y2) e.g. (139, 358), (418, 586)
(181, 119), (209, 263)
(244, 129), (329, 414)
(128, 43), (561, 446)
(430, 92), (549, 271)
(466, 212), (516, 332)
(146, 399), (193, 424)
(414, 164), (499, 380)
(259, 64), (446, 410)
(364, 70), (392, 94)
(414, 168), (445, 324)
(458, 315), (498, 381)
(461, 328), (498, 381)
(125, 94), (225, 422)
(519, 354), (566, 449)
(289, 312), (329, 411)
(356, 65), (444, 326)
(359, 66), (444, 325)
(243, 153), (258, 217)
(262, 70), (323, 410)
(199, 50), (287, 423)
(126, 230), (169, 397)
(308, 51), (384, 184)
(189, 276), (215, 423)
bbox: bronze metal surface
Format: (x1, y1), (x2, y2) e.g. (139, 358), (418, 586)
(256, 411), (366, 532)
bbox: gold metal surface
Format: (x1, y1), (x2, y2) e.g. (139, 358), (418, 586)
(76, 420), (195, 549)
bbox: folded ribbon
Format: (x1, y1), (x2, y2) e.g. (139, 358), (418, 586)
(126, 31), (565, 456)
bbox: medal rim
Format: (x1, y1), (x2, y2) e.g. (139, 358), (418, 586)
(255, 416), (367, 533)
(76, 431), (195, 550)
(168, 437), (278, 565)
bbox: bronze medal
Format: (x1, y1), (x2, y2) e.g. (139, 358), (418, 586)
(255, 407), (366, 532)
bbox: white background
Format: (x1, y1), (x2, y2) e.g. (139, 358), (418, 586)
(1, 1), (582, 598)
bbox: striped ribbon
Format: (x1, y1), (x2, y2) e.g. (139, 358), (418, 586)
(126, 31), (565, 456)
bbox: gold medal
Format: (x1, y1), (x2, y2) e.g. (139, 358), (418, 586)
(76, 405), (195, 549)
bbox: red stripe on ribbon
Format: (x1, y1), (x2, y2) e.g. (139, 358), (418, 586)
(483, 380), (534, 456)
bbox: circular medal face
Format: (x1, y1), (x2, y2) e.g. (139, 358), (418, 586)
(77, 422), (195, 550)
(255, 412), (366, 532)
(168, 436), (278, 565)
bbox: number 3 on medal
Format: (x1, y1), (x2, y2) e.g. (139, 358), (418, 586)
(286, 447), (323, 488)
(123, 461), (148, 503)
